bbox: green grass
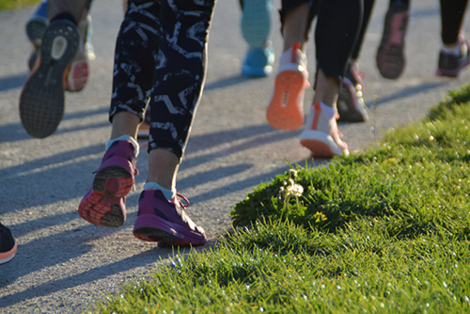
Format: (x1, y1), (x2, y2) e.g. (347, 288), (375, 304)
(89, 83), (470, 314)
(0, 0), (39, 10)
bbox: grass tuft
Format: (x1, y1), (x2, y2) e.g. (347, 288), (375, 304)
(0, 0), (39, 10)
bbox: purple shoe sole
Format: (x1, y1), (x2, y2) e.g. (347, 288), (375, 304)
(133, 214), (206, 246)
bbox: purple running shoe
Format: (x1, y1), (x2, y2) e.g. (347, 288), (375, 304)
(78, 140), (138, 228)
(133, 189), (207, 246)
(376, 1), (409, 79)
(436, 39), (470, 77)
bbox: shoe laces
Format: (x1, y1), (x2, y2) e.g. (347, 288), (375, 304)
(176, 194), (190, 209)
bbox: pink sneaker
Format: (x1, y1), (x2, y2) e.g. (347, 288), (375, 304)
(299, 102), (349, 158)
(376, 1), (409, 79)
(78, 139), (138, 228)
(133, 190), (206, 246)
(266, 42), (309, 130)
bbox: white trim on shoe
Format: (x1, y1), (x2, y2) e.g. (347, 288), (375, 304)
(300, 102), (349, 158)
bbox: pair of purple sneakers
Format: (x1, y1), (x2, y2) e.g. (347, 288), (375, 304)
(78, 139), (206, 246)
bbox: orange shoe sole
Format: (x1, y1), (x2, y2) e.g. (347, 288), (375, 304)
(266, 70), (305, 130)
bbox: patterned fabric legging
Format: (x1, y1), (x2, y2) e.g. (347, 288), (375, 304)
(109, 0), (216, 159)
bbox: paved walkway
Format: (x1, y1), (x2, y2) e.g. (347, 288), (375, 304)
(1, 0), (470, 312)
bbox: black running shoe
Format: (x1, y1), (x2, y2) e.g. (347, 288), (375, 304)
(436, 39), (470, 77)
(0, 223), (17, 265)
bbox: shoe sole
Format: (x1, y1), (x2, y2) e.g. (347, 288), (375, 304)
(0, 240), (17, 265)
(241, 0), (271, 48)
(376, 9), (409, 80)
(26, 16), (48, 48)
(242, 64), (273, 77)
(133, 214), (206, 246)
(266, 70), (304, 130)
(19, 20), (80, 138)
(78, 166), (133, 228)
(337, 79), (368, 123)
(299, 130), (349, 158)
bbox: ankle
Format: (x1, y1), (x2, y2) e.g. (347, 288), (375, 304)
(106, 135), (139, 157)
(442, 41), (462, 56)
(143, 182), (175, 200)
(279, 43), (306, 66)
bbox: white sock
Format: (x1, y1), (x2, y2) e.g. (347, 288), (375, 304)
(105, 135), (139, 157)
(279, 48), (293, 66)
(143, 182), (176, 200)
(279, 46), (306, 67)
(320, 102), (336, 117)
(442, 43), (462, 56)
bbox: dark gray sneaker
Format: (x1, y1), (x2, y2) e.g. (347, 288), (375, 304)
(19, 19), (80, 138)
(337, 64), (368, 123)
(436, 39), (470, 77)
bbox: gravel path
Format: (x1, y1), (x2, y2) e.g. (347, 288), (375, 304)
(1, 0), (470, 312)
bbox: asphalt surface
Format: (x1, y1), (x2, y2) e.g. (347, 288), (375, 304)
(1, 0), (470, 313)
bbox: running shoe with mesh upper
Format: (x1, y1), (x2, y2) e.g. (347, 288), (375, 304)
(337, 63), (368, 123)
(436, 39), (470, 77)
(266, 43), (309, 130)
(19, 19), (80, 139)
(78, 139), (138, 228)
(241, 0), (272, 49)
(133, 189), (207, 246)
(25, 1), (48, 70)
(376, 0), (409, 79)
(299, 102), (349, 158)
(242, 42), (275, 77)
(0, 222), (17, 265)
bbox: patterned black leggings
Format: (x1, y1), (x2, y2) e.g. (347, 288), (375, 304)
(109, 0), (216, 159)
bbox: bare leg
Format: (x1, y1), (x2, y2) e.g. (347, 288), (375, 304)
(147, 150), (179, 191)
(282, 3), (309, 52)
(110, 112), (140, 140)
(313, 69), (339, 109)
(110, 112), (179, 191)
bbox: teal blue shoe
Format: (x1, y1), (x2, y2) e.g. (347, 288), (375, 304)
(241, 0), (273, 48)
(242, 43), (275, 77)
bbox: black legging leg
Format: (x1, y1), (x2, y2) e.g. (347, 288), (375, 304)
(440, 0), (469, 45)
(315, 0), (362, 81)
(351, 0), (375, 60)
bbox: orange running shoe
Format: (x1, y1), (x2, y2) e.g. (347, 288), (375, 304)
(266, 42), (309, 130)
(300, 102), (349, 158)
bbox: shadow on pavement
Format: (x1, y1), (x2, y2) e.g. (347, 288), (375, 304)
(0, 73), (28, 92)
(0, 247), (174, 309)
(369, 81), (446, 107)
(204, 74), (254, 91)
